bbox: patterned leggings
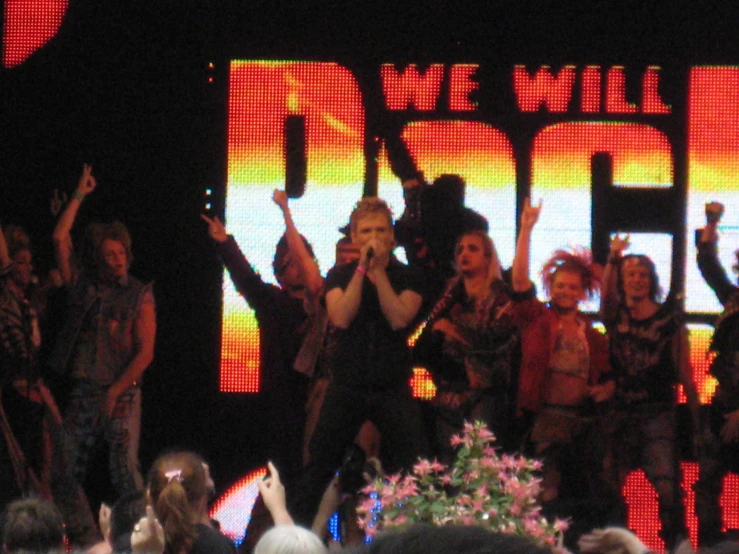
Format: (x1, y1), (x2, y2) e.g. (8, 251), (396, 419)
(63, 381), (143, 496)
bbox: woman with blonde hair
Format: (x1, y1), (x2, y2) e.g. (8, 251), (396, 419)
(415, 228), (529, 458)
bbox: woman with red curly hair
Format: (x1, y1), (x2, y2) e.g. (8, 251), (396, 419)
(510, 199), (615, 509)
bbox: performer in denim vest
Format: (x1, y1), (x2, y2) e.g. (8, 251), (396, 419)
(50, 164), (156, 498)
(600, 236), (699, 551)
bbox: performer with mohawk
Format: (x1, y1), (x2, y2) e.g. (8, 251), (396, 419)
(510, 198), (614, 508)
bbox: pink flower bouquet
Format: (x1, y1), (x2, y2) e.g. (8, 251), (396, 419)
(357, 420), (568, 547)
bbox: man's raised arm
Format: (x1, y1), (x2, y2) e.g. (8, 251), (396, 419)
(511, 197), (541, 293)
(53, 164), (96, 285)
(272, 190), (323, 298)
(600, 234), (629, 322)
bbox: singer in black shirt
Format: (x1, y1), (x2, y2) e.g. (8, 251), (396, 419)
(290, 197), (427, 526)
(324, 257), (420, 390)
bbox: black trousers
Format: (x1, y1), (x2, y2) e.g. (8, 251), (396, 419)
(694, 404), (739, 547)
(289, 382), (427, 526)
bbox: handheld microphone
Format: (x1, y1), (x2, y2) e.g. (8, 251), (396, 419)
(366, 247), (375, 261)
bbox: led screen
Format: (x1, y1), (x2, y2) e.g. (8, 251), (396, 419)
(8, 4), (739, 549)
(2, 0), (68, 68)
(223, 61), (739, 550)
(223, 62), (739, 400)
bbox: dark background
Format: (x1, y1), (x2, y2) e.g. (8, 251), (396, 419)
(0, 0), (736, 497)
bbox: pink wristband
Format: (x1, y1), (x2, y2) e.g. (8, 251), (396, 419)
(355, 265), (367, 276)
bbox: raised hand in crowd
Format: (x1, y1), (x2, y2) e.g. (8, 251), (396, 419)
(272, 189), (289, 212)
(53, 163), (98, 285)
(705, 201), (724, 223)
(87, 502), (113, 554)
(512, 196), (542, 292)
(76, 163), (97, 197)
(272, 188), (322, 298)
(609, 233), (630, 258)
(99, 503), (112, 543)
(258, 461), (294, 526)
(520, 196), (542, 229)
(600, 232), (630, 320)
(130, 506), (166, 554)
(201, 214), (229, 243)
(700, 201), (724, 243)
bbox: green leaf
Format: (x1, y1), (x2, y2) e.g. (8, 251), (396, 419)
(429, 501), (446, 515)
